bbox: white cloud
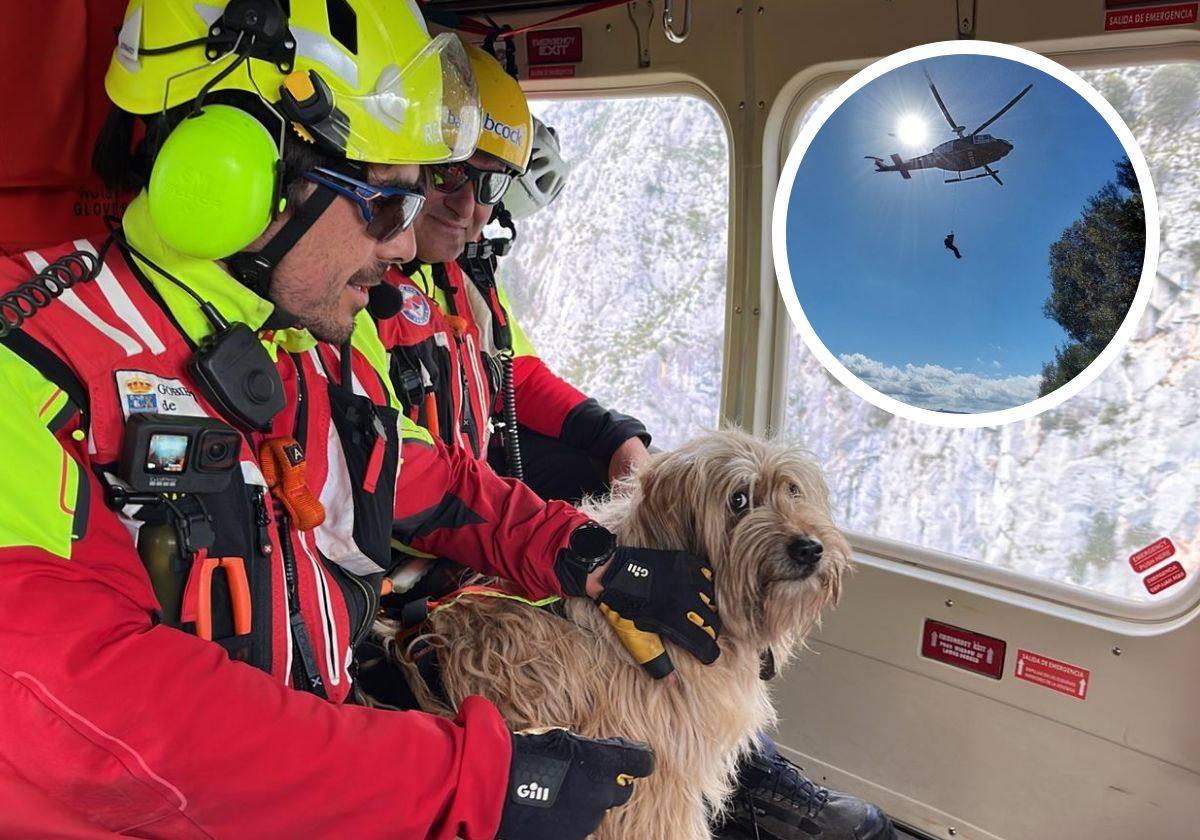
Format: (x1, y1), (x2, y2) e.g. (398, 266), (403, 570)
(992, 360), (1003, 369)
(839, 353), (1041, 413)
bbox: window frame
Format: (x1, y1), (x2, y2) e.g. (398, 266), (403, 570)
(761, 32), (1200, 627)
(514, 77), (739, 446)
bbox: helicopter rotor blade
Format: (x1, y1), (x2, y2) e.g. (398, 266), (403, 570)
(970, 83), (1033, 137)
(924, 68), (965, 137)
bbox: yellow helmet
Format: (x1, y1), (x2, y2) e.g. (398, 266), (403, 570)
(465, 43), (532, 174)
(104, 0), (480, 165)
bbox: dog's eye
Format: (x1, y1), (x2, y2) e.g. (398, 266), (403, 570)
(788, 483), (802, 497)
(729, 491), (750, 514)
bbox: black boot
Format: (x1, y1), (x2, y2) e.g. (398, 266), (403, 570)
(713, 737), (896, 840)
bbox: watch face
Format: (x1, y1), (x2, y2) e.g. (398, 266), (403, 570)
(571, 523), (615, 563)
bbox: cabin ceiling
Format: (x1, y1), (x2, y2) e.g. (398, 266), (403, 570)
(422, 1), (623, 16)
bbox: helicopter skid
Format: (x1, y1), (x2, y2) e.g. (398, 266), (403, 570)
(945, 171), (996, 183)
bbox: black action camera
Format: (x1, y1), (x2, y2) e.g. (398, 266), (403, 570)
(117, 414), (242, 494)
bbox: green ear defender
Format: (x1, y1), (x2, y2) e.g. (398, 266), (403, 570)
(148, 105), (287, 260)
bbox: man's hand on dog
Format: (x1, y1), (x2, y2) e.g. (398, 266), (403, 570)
(497, 727), (654, 840)
(595, 548), (722, 668)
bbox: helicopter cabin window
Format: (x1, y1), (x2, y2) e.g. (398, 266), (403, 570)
(779, 59), (1199, 607)
(497, 94), (730, 451)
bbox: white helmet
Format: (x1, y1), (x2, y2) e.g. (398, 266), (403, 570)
(501, 117), (570, 220)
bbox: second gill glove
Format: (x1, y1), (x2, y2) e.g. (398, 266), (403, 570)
(496, 727), (655, 840)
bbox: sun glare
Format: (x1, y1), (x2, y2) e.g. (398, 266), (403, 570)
(896, 113), (927, 146)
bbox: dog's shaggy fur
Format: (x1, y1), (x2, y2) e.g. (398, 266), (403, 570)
(389, 430), (849, 840)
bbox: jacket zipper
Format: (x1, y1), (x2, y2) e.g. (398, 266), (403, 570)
(452, 333), (479, 456)
(463, 333), (490, 452)
(276, 507), (326, 697)
(277, 356), (326, 697)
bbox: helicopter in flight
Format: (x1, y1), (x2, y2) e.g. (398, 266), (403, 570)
(867, 69), (1033, 185)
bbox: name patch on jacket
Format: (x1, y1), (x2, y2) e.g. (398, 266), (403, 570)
(399, 285), (431, 326)
(116, 371), (206, 419)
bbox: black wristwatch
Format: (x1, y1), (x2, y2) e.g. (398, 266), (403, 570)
(555, 522), (617, 596)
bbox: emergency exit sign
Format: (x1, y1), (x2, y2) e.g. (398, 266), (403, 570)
(526, 28), (583, 65)
(1104, 1), (1198, 31)
(920, 619), (1006, 679)
(1015, 649), (1090, 700)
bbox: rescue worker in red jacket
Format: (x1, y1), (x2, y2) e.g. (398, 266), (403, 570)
(375, 46), (651, 511)
(0, 3), (723, 838)
(372, 47), (896, 840)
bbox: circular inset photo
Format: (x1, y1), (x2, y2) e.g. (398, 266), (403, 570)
(773, 41), (1158, 428)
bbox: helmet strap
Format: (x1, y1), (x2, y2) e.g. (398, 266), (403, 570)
(470, 202), (517, 258)
(225, 181), (339, 300)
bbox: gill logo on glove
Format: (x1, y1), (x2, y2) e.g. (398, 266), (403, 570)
(507, 751), (568, 810)
(626, 563), (650, 578)
(516, 782), (552, 802)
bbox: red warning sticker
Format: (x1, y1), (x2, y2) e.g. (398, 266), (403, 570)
(1130, 537), (1176, 573)
(920, 620), (1006, 679)
(1144, 561), (1187, 595)
(528, 64), (577, 80)
(1015, 649), (1089, 700)
(1104, 2), (1198, 31)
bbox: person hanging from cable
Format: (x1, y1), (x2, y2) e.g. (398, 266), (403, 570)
(945, 231), (962, 259)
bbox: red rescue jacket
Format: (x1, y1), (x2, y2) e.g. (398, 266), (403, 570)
(0, 203), (589, 836)
(376, 260), (650, 478)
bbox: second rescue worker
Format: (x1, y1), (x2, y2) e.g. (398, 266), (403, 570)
(376, 45), (651, 511)
(0, 2), (721, 837)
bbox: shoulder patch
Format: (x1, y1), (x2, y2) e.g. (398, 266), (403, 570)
(399, 285), (432, 326)
(115, 370), (207, 419)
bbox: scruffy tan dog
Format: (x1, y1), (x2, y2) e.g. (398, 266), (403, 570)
(391, 430), (849, 840)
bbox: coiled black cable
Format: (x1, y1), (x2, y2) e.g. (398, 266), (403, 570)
(0, 248), (106, 340)
(500, 352), (523, 481)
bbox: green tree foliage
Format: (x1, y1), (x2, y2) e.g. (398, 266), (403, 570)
(1067, 511), (1118, 584)
(1039, 158), (1145, 396)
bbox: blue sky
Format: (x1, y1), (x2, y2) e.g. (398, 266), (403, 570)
(786, 54), (1133, 413)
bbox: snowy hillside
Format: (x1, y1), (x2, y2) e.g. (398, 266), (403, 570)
(783, 64), (1200, 601)
(499, 66), (1198, 604)
(500, 96), (728, 449)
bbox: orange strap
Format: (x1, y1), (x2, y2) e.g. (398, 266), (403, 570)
(445, 314), (468, 338)
(259, 437), (325, 530)
(422, 392), (441, 439)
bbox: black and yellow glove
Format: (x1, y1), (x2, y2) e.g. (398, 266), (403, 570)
(497, 728), (654, 840)
(596, 547), (721, 677)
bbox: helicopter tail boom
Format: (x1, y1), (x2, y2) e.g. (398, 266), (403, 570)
(865, 154), (912, 178)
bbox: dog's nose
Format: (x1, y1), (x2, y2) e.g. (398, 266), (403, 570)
(788, 536), (824, 571)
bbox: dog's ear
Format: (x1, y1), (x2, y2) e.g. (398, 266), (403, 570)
(622, 452), (700, 553)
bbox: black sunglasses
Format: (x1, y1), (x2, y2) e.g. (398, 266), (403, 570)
(304, 167), (426, 242)
(425, 161), (515, 206)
